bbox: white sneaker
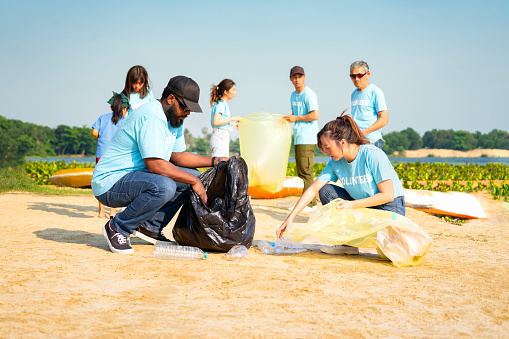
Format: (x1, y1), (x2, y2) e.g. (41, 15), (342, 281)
(320, 245), (359, 255)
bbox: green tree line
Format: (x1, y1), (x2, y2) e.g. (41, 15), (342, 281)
(383, 128), (509, 155)
(1, 114), (508, 168)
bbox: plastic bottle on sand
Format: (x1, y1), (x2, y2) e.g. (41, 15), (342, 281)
(258, 240), (272, 254)
(226, 245), (249, 261)
(153, 242), (208, 260)
(269, 241), (284, 254)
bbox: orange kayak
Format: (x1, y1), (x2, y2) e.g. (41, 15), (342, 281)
(49, 168), (94, 187)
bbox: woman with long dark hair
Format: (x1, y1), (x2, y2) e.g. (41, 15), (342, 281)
(276, 113), (405, 254)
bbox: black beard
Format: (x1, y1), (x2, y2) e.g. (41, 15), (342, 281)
(165, 104), (183, 128)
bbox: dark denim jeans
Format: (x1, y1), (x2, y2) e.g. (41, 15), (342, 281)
(318, 183), (406, 216)
(95, 167), (200, 237)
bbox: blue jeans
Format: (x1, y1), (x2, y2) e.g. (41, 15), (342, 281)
(373, 139), (384, 149)
(95, 167), (201, 237)
(318, 184), (406, 216)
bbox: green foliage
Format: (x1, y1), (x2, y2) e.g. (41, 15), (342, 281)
(0, 115), (97, 168)
(25, 161), (95, 185)
(286, 162), (326, 177)
(393, 162), (509, 181)
(383, 128), (423, 155)
(0, 166), (91, 195)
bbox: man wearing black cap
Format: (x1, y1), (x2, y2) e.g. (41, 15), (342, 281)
(92, 75), (228, 254)
(284, 66), (319, 213)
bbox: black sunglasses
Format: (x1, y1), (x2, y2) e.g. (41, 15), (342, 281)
(175, 95), (190, 112)
(350, 73), (367, 79)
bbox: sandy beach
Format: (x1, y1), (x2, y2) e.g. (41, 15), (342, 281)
(1, 192), (508, 338)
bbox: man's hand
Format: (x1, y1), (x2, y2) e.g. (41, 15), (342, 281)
(283, 114), (297, 123)
(192, 181), (207, 203)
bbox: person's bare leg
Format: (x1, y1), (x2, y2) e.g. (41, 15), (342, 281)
(98, 202), (107, 218)
(109, 207), (117, 219)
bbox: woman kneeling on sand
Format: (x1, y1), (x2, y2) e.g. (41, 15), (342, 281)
(276, 113), (405, 254)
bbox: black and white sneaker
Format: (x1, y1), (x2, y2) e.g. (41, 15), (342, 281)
(103, 220), (133, 254)
(133, 226), (174, 245)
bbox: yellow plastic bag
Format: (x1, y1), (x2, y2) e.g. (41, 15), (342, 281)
(239, 112), (291, 193)
(286, 199), (433, 267)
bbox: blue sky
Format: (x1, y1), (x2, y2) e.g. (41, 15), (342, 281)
(1, 0), (508, 138)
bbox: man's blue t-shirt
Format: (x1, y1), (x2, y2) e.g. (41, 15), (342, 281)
(127, 88), (155, 116)
(290, 86), (319, 145)
(91, 113), (124, 158)
(92, 100), (186, 196)
(350, 84), (387, 143)
(210, 100), (230, 130)
(318, 144), (404, 200)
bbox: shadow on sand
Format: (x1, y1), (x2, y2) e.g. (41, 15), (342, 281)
(33, 228), (151, 252)
(27, 202), (96, 218)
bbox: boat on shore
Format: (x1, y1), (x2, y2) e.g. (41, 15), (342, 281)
(49, 168), (94, 187)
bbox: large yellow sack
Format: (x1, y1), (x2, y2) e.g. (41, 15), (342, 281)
(286, 199), (433, 267)
(239, 112), (291, 193)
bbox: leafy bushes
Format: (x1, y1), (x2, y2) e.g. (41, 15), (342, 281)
(25, 161), (95, 185)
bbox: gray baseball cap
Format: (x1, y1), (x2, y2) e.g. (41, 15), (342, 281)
(290, 66), (305, 76)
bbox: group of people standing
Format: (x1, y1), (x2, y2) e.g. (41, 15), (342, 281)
(91, 61), (404, 256)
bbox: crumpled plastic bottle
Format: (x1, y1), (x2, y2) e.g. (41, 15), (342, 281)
(226, 245), (249, 261)
(257, 240), (284, 255)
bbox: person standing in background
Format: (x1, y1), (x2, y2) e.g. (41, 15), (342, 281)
(209, 79), (241, 157)
(284, 66), (319, 213)
(91, 92), (129, 218)
(349, 61), (388, 149)
(123, 65), (155, 116)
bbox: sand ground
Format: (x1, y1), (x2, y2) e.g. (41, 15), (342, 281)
(1, 192), (508, 338)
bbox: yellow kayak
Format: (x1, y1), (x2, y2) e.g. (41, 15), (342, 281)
(49, 168), (94, 187)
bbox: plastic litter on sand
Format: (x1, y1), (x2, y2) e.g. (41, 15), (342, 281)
(153, 242), (207, 260)
(256, 238), (307, 255)
(226, 245), (249, 261)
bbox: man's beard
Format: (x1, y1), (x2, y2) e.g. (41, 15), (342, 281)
(165, 104), (183, 128)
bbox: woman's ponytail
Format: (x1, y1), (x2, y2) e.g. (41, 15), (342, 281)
(317, 110), (370, 150)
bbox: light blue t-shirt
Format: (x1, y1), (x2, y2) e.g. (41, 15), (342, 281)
(127, 88), (155, 116)
(290, 86), (319, 145)
(210, 100), (230, 130)
(92, 100), (186, 196)
(350, 84), (387, 143)
(318, 144), (404, 200)
(91, 112), (125, 158)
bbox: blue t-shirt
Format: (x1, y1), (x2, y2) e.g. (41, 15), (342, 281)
(290, 86), (319, 145)
(210, 100), (231, 130)
(127, 88), (155, 116)
(92, 100), (186, 196)
(350, 84), (387, 143)
(318, 144), (404, 200)
(91, 112), (125, 158)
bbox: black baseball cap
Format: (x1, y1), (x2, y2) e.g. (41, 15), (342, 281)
(164, 76), (203, 113)
(290, 66), (305, 76)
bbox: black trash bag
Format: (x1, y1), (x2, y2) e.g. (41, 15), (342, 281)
(173, 156), (256, 252)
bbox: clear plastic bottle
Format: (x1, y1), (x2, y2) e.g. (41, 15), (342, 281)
(269, 241), (284, 254)
(153, 242), (208, 260)
(275, 238), (307, 253)
(226, 245), (249, 261)
(257, 240), (272, 254)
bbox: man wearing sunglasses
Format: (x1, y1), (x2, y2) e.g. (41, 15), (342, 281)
(93, 75), (228, 254)
(350, 61), (388, 150)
